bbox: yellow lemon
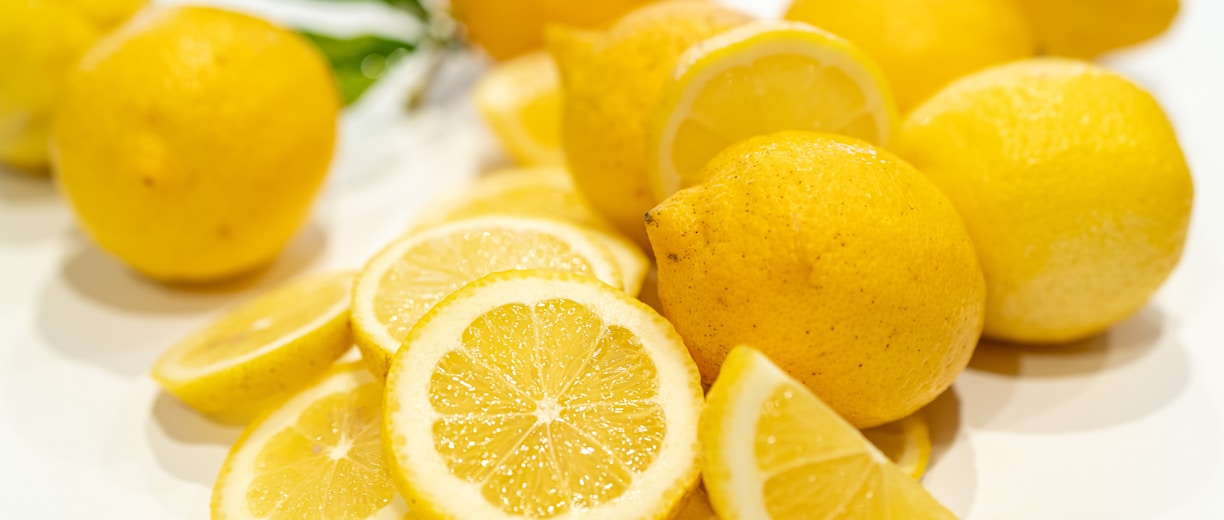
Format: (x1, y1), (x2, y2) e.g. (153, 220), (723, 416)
(701, 346), (957, 519)
(861, 410), (932, 479)
(212, 363), (409, 519)
(473, 51), (564, 165)
(52, 6), (340, 282)
(0, 0), (145, 172)
(785, 0), (1033, 112)
(649, 20), (896, 198)
(151, 272), (353, 424)
(550, 0), (750, 246)
(646, 131), (984, 427)
(1015, 0), (1179, 58)
(899, 58), (1193, 344)
(383, 270), (703, 519)
(451, 0), (658, 60)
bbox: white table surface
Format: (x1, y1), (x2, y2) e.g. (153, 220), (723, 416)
(2, 0), (1222, 518)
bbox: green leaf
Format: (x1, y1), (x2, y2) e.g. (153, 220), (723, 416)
(301, 32), (416, 106)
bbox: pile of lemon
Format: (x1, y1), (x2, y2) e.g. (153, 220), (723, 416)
(139, 0), (1192, 519)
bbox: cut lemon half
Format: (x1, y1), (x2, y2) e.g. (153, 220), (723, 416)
(862, 409), (932, 479)
(701, 346), (956, 519)
(383, 270), (704, 519)
(212, 363), (409, 519)
(352, 216), (624, 376)
(474, 50), (564, 165)
(151, 272), (354, 424)
(649, 20), (897, 198)
(409, 166), (649, 295)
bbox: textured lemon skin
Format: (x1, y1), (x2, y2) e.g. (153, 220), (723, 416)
(551, 1), (751, 247)
(785, 0), (1033, 112)
(647, 131), (985, 428)
(1014, 0), (1179, 58)
(899, 59), (1193, 344)
(52, 6), (339, 282)
(451, 0), (658, 60)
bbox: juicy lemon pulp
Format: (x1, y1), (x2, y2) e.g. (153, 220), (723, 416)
(430, 298), (664, 516)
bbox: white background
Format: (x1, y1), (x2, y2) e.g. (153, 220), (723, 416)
(2, 0), (1222, 518)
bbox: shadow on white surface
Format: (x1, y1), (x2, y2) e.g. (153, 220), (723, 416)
(0, 171), (71, 245)
(923, 387), (978, 517)
(146, 392), (241, 486)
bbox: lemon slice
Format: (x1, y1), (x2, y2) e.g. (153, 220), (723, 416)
(352, 216), (625, 376)
(862, 410), (932, 479)
(383, 270), (704, 519)
(211, 363), (408, 519)
(474, 50), (564, 165)
(701, 346), (956, 519)
(410, 166), (649, 295)
(151, 272), (354, 423)
(649, 20), (897, 198)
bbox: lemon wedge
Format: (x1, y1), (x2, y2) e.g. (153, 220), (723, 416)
(701, 346), (956, 519)
(862, 410), (933, 480)
(151, 272), (353, 423)
(473, 50), (564, 165)
(351, 216), (625, 376)
(649, 20), (897, 198)
(383, 269), (703, 519)
(211, 363), (408, 519)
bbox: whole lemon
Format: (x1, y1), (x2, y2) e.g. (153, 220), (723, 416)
(0, 0), (146, 172)
(646, 131), (985, 428)
(785, 0), (1033, 112)
(899, 59), (1193, 344)
(551, 1), (750, 247)
(1014, 0), (1179, 58)
(452, 0), (658, 60)
(53, 6), (340, 282)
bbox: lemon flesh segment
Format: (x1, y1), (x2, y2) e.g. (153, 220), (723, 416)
(352, 216), (624, 377)
(651, 21), (896, 198)
(151, 272), (354, 423)
(474, 51), (564, 165)
(702, 347), (956, 520)
(384, 270), (703, 520)
(212, 363), (409, 519)
(861, 410), (932, 479)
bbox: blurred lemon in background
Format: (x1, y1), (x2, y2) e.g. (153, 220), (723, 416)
(0, 0), (146, 172)
(785, 0), (1033, 112)
(473, 51), (564, 165)
(450, 0), (658, 60)
(1013, 0), (1179, 58)
(551, 0), (750, 247)
(53, 6), (340, 283)
(900, 59), (1193, 344)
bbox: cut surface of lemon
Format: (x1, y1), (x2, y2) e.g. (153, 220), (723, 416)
(383, 270), (704, 519)
(151, 272), (354, 423)
(701, 346), (956, 519)
(474, 50), (564, 165)
(352, 216), (624, 376)
(862, 409), (932, 480)
(409, 166), (649, 295)
(212, 363), (409, 519)
(649, 20), (897, 198)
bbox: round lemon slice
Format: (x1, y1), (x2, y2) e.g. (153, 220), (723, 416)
(151, 272), (353, 423)
(701, 346), (956, 519)
(649, 20), (897, 198)
(352, 216), (624, 376)
(862, 409), (933, 479)
(211, 363), (408, 519)
(383, 270), (704, 519)
(410, 166), (649, 295)
(474, 50), (564, 165)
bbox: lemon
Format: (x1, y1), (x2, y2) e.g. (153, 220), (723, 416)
(473, 51), (564, 165)
(1015, 0), (1179, 58)
(0, 0), (145, 172)
(676, 487), (718, 520)
(351, 216), (625, 376)
(212, 363), (409, 519)
(701, 346), (956, 519)
(550, 0), (750, 246)
(861, 410), (932, 479)
(451, 0), (658, 60)
(410, 166), (650, 295)
(152, 272), (354, 424)
(52, 6), (340, 282)
(383, 269), (703, 519)
(785, 0), (1033, 112)
(646, 131), (985, 427)
(649, 20), (896, 198)
(899, 58), (1193, 344)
